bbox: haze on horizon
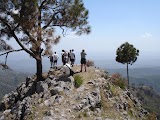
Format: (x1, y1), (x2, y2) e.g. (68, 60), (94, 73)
(0, 0), (160, 72)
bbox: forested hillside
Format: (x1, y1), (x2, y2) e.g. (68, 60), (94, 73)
(131, 85), (160, 120)
(0, 69), (31, 100)
(107, 67), (160, 93)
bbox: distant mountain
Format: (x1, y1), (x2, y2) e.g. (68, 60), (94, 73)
(107, 67), (160, 93)
(131, 85), (160, 120)
(0, 68), (31, 100)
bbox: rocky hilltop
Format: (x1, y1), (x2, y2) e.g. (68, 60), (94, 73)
(0, 65), (151, 120)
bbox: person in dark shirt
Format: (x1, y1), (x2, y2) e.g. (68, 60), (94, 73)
(80, 49), (87, 72)
(48, 54), (54, 68)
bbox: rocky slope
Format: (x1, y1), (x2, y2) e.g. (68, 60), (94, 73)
(0, 66), (31, 100)
(131, 85), (160, 119)
(0, 65), (152, 120)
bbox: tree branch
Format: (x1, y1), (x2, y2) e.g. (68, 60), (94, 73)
(13, 23), (20, 31)
(0, 17), (12, 31)
(60, 26), (68, 37)
(11, 31), (38, 59)
(0, 17), (38, 60)
(39, 0), (47, 9)
(5, 53), (8, 66)
(23, 29), (36, 42)
(42, 11), (61, 29)
(0, 49), (23, 57)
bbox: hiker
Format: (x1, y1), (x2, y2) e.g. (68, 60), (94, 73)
(58, 61), (75, 82)
(70, 49), (76, 66)
(62, 61), (74, 76)
(62, 50), (68, 65)
(48, 54), (54, 68)
(61, 50), (65, 65)
(80, 49), (87, 72)
(53, 52), (59, 66)
(68, 50), (71, 63)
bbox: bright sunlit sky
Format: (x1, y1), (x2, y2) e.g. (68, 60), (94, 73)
(53, 0), (160, 60)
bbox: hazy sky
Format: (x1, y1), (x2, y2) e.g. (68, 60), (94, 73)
(52, 0), (160, 58)
(1, 0), (160, 68)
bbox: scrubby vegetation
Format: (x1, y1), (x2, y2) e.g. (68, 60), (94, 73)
(101, 70), (109, 79)
(74, 74), (83, 88)
(111, 73), (127, 90)
(86, 60), (94, 67)
(131, 85), (160, 119)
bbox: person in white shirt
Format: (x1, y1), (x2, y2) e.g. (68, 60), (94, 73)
(59, 61), (76, 82)
(53, 52), (59, 66)
(62, 62), (71, 76)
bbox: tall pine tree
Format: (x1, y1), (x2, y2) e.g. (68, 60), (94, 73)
(116, 42), (139, 88)
(0, 0), (91, 81)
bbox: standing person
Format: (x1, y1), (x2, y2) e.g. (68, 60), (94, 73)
(48, 54), (54, 68)
(80, 49), (87, 72)
(68, 50), (71, 63)
(53, 52), (59, 66)
(70, 49), (76, 66)
(61, 50), (65, 65)
(62, 50), (68, 65)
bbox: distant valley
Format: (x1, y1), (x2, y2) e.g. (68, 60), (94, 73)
(107, 67), (160, 93)
(0, 68), (31, 100)
(0, 57), (159, 99)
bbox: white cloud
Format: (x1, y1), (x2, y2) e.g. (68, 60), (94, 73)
(141, 33), (152, 39)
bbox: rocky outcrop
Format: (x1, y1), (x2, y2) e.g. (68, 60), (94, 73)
(0, 67), (150, 120)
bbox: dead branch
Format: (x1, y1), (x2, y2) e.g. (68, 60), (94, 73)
(0, 49), (23, 57)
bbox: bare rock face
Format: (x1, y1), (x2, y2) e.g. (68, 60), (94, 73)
(0, 67), (151, 120)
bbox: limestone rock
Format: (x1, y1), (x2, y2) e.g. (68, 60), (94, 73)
(0, 66), (150, 120)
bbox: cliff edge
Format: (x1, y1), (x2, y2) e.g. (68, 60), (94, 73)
(0, 65), (151, 120)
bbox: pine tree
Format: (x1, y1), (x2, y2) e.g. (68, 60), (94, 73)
(116, 42), (139, 88)
(0, 0), (91, 81)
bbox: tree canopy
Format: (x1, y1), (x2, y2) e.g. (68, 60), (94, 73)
(0, 0), (91, 81)
(116, 42), (139, 65)
(116, 42), (139, 88)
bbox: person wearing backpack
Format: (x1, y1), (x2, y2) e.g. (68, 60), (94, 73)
(68, 50), (71, 63)
(70, 49), (76, 67)
(48, 54), (54, 68)
(62, 50), (68, 65)
(61, 50), (65, 65)
(62, 61), (75, 76)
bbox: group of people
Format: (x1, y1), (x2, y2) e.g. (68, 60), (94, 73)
(48, 52), (59, 68)
(48, 49), (87, 76)
(61, 49), (76, 66)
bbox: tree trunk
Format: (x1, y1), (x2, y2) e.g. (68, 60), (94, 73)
(36, 59), (43, 81)
(5, 53), (8, 67)
(127, 63), (129, 89)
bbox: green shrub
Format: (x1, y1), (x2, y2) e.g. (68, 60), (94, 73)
(101, 74), (109, 79)
(74, 75), (83, 88)
(114, 79), (126, 89)
(111, 73), (127, 89)
(101, 71), (109, 79)
(147, 112), (157, 120)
